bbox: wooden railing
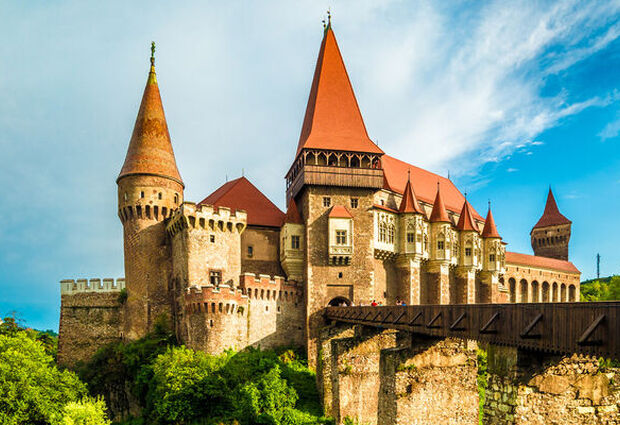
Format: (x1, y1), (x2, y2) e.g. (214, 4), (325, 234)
(325, 302), (620, 359)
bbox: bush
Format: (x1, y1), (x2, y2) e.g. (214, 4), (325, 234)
(54, 397), (111, 425)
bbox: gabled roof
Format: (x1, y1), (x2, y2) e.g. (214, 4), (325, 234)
(456, 200), (478, 232)
(398, 177), (424, 214)
(284, 199), (303, 224)
(295, 27), (383, 157)
(329, 205), (353, 218)
(532, 188), (571, 230)
(506, 251), (579, 274)
(481, 206), (501, 238)
(118, 54), (183, 186)
(199, 177), (284, 227)
(429, 184), (451, 223)
(381, 154), (483, 220)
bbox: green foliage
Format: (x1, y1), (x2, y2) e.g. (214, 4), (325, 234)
(117, 288), (128, 305)
(0, 330), (88, 425)
(476, 349), (488, 425)
(598, 357), (620, 370)
(580, 275), (620, 301)
(54, 397), (111, 425)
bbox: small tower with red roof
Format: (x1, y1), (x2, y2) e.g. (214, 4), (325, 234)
(428, 183), (453, 304)
(530, 188), (572, 261)
(455, 198), (481, 304)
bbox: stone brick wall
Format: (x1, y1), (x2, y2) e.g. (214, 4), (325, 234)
(504, 263), (580, 303)
(241, 226), (284, 277)
(58, 291), (123, 368)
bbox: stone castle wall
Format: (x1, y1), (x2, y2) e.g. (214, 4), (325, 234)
(241, 226), (284, 277)
(58, 278), (125, 368)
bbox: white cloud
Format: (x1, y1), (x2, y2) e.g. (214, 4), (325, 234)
(599, 114), (620, 140)
(506, 168), (518, 173)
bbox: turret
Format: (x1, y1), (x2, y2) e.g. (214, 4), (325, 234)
(429, 183), (452, 261)
(530, 188), (571, 260)
(456, 198), (481, 269)
(398, 174), (426, 256)
(117, 43), (184, 340)
(481, 203), (503, 272)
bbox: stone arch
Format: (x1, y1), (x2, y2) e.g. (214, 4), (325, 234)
(509, 278), (516, 303)
(569, 284), (577, 302)
(561, 283), (567, 302)
(519, 279), (528, 303)
(552, 282), (559, 302)
(542, 281), (550, 302)
(328, 296), (351, 307)
(531, 281), (540, 302)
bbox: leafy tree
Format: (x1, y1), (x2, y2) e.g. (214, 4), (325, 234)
(580, 275), (620, 301)
(53, 397), (111, 425)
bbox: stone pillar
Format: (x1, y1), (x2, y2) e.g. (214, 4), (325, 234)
(426, 261), (450, 304)
(396, 257), (421, 305)
(483, 344), (620, 424)
(379, 335), (479, 425)
(455, 266), (476, 304)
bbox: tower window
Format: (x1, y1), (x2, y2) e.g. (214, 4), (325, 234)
(465, 248), (472, 257)
(291, 235), (300, 249)
(158, 192), (162, 200)
(174, 193), (179, 204)
(407, 233), (414, 243)
(323, 197), (331, 207)
(489, 254), (496, 262)
(336, 230), (347, 245)
(247, 245), (253, 258)
(209, 270), (222, 286)
(350, 198), (358, 209)
(437, 241), (444, 250)
(210, 235), (215, 243)
(140, 191), (144, 198)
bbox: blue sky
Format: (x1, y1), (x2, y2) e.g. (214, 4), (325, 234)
(1, 1), (619, 330)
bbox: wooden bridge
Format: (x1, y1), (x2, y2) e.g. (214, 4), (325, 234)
(325, 301), (620, 359)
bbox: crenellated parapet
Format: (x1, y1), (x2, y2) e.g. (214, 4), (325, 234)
(184, 284), (248, 315)
(60, 278), (125, 295)
(166, 202), (247, 237)
(239, 273), (303, 303)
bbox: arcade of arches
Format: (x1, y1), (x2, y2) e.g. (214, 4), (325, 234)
(502, 262), (580, 303)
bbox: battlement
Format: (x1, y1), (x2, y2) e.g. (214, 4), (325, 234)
(185, 284), (248, 314)
(239, 273), (302, 303)
(167, 202), (247, 237)
(60, 278), (125, 295)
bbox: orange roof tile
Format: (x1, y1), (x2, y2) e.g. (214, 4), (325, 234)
(199, 177), (284, 227)
(398, 177), (425, 214)
(532, 188), (571, 230)
(456, 200), (479, 232)
(284, 199), (303, 224)
(118, 57), (183, 186)
(296, 27), (383, 156)
(481, 207), (501, 238)
(429, 184), (450, 223)
(329, 205), (353, 218)
(373, 204), (399, 213)
(506, 251), (580, 274)
(381, 154), (483, 220)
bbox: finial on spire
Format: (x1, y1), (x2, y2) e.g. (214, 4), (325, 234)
(327, 8), (331, 26)
(488, 199), (491, 209)
(447, 170), (450, 180)
(150, 41), (155, 66)
(464, 191), (467, 199)
(407, 169), (411, 182)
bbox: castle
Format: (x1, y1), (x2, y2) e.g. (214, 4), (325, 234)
(58, 25), (581, 368)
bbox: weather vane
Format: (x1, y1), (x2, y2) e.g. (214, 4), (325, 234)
(151, 41), (156, 65)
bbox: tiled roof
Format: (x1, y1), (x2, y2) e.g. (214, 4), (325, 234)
(373, 204), (399, 213)
(118, 61), (183, 186)
(284, 199), (303, 224)
(295, 27), (383, 156)
(199, 177), (284, 227)
(429, 184), (451, 223)
(456, 200), (479, 232)
(398, 178), (425, 214)
(381, 154), (483, 220)
(329, 205), (353, 218)
(506, 251), (580, 274)
(533, 188), (571, 230)
(481, 207), (501, 238)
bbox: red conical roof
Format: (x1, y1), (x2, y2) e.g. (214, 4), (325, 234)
(118, 53), (183, 186)
(481, 206), (501, 238)
(398, 177), (424, 214)
(429, 184), (450, 223)
(284, 199), (303, 224)
(532, 188), (571, 229)
(456, 200), (478, 232)
(295, 27), (383, 157)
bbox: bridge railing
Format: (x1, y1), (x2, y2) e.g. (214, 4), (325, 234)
(324, 302), (619, 359)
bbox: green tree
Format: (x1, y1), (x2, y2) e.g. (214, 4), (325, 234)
(54, 397), (111, 425)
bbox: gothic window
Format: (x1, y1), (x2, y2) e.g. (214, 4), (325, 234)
(388, 223), (395, 244)
(323, 197), (331, 207)
(209, 270), (222, 286)
(465, 247), (472, 256)
(291, 235), (300, 249)
(336, 230), (347, 245)
(350, 198), (358, 209)
(489, 254), (496, 262)
(407, 233), (414, 243)
(379, 221), (387, 242)
(437, 241), (444, 250)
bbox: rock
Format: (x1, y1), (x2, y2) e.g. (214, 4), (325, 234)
(575, 374), (610, 404)
(576, 406), (595, 415)
(597, 405), (618, 414)
(537, 375), (570, 395)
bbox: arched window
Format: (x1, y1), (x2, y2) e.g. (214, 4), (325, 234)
(388, 223), (395, 244)
(379, 221), (387, 242)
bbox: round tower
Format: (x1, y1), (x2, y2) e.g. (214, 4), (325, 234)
(117, 43), (184, 340)
(530, 188), (571, 261)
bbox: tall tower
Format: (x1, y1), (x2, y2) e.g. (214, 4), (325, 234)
(117, 43), (184, 340)
(530, 188), (571, 261)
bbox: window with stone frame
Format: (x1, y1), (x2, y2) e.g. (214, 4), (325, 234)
(323, 197), (331, 207)
(336, 230), (347, 245)
(407, 232), (415, 243)
(465, 247), (472, 256)
(379, 221), (387, 242)
(291, 235), (300, 249)
(350, 198), (358, 208)
(437, 241), (445, 250)
(247, 245), (253, 258)
(388, 223), (395, 244)
(209, 270), (222, 286)
(489, 254), (496, 262)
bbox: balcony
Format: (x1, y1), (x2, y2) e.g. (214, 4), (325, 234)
(329, 245), (353, 265)
(287, 164), (384, 200)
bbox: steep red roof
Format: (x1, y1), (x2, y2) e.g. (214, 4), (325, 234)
(284, 199), (303, 224)
(532, 188), (571, 230)
(506, 251), (579, 274)
(481, 207), (501, 238)
(329, 205), (353, 218)
(199, 177), (284, 227)
(381, 154), (483, 220)
(398, 177), (424, 214)
(429, 184), (451, 223)
(295, 27), (383, 156)
(456, 200), (479, 232)
(118, 54), (183, 186)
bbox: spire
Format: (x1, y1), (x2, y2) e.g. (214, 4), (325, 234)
(481, 203), (501, 238)
(429, 183), (450, 223)
(532, 187), (571, 229)
(398, 173), (424, 214)
(117, 42), (183, 186)
(456, 199), (478, 232)
(284, 199), (303, 224)
(295, 24), (383, 156)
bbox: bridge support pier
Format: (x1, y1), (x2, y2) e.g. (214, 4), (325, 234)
(483, 344), (620, 424)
